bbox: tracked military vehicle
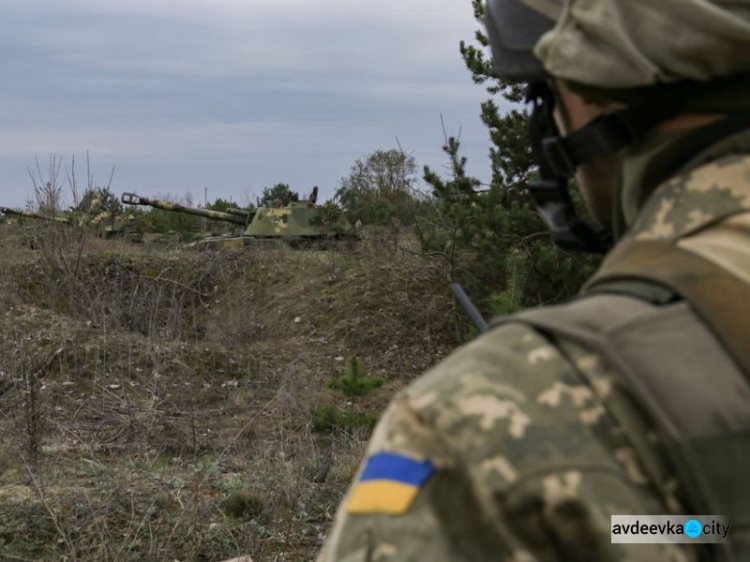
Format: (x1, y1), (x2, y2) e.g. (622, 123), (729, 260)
(0, 205), (142, 242)
(121, 188), (357, 250)
(87, 210), (143, 242)
(0, 206), (72, 225)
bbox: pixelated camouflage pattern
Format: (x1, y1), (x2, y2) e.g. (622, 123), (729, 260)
(318, 324), (695, 562)
(317, 133), (750, 560)
(617, 129), (750, 289)
(678, 213), (750, 285)
(630, 153), (750, 242)
(533, 0), (750, 89)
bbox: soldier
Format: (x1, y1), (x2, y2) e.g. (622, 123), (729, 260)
(317, 1), (750, 561)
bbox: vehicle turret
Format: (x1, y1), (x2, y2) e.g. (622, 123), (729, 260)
(246, 199), (353, 239)
(120, 188), (356, 251)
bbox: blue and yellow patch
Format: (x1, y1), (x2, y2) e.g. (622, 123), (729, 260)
(347, 452), (435, 515)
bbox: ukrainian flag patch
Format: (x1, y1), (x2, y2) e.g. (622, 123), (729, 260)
(347, 452), (435, 515)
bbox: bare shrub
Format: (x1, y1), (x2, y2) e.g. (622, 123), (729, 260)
(0, 220), (462, 560)
(14, 233), (243, 340)
(27, 154), (66, 214)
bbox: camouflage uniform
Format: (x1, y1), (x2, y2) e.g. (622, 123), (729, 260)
(317, 1), (750, 560)
(317, 127), (750, 562)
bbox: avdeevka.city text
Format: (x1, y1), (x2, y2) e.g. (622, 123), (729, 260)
(612, 520), (731, 538)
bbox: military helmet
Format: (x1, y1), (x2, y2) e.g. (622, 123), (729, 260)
(483, 0), (558, 82)
(485, 0), (750, 109)
(483, 0), (750, 253)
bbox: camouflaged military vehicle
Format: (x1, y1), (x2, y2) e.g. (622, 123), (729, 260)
(121, 192), (254, 249)
(121, 188), (357, 250)
(0, 205), (142, 243)
(0, 206), (72, 225)
(86, 210), (143, 242)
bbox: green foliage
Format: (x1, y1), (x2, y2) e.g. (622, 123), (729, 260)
(207, 197), (248, 213)
(140, 209), (201, 237)
(490, 249), (528, 316)
(329, 356), (384, 396)
(76, 186), (123, 214)
(416, 1), (601, 315)
(136, 193), (201, 235)
(336, 149), (422, 226)
(310, 200), (349, 235)
(221, 491), (264, 520)
(137, 194), (243, 236)
(310, 404), (379, 434)
(256, 183), (299, 207)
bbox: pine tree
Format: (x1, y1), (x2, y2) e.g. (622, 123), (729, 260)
(418, 0), (600, 315)
(256, 183), (299, 207)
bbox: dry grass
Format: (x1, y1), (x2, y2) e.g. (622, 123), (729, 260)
(0, 223), (464, 561)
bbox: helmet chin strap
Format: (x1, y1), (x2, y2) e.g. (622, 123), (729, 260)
(525, 81), (680, 253)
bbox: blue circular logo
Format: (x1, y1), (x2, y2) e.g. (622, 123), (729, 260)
(685, 519), (702, 538)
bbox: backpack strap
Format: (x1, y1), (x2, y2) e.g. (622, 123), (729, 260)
(585, 240), (750, 376)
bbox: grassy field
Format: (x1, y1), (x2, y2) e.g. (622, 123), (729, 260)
(0, 224), (465, 561)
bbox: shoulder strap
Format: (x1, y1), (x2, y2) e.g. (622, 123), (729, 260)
(585, 240), (750, 376)
(496, 293), (750, 561)
(492, 241), (750, 561)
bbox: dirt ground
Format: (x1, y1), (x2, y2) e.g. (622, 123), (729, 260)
(0, 224), (466, 561)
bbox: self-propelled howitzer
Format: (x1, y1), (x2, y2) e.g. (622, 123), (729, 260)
(121, 188), (357, 250)
(1, 205), (143, 242)
(0, 206), (72, 225)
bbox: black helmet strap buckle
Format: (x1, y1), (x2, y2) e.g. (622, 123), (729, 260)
(525, 81), (681, 253)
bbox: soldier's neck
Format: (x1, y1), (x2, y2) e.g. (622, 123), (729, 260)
(617, 121), (750, 230)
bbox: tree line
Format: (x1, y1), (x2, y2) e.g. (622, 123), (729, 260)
(17, 0), (598, 316)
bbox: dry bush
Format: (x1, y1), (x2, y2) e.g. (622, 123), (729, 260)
(0, 225), (465, 560)
(11, 226), (242, 340)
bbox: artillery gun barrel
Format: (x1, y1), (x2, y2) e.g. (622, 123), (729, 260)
(0, 206), (71, 224)
(226, 208), (254, 218)
(121, 192), (248, 225)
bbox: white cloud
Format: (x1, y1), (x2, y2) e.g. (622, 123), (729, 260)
(0, 0), (498, 207)
(4, 0), (481, 77)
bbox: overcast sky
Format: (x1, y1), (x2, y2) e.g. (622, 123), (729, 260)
(0, 0), (506, 209)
